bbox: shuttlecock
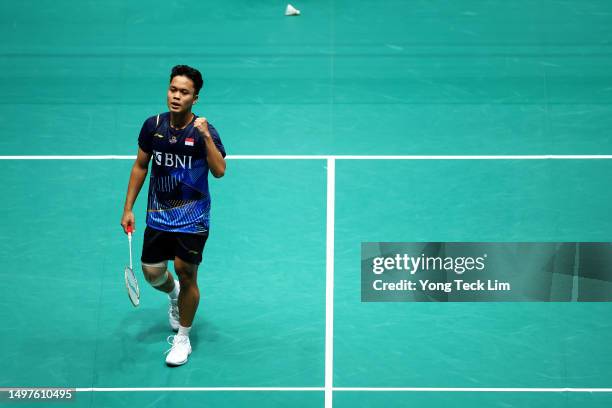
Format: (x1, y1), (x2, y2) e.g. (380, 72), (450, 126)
(285, 4), (300, 16)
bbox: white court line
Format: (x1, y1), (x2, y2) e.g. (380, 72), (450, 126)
(2, 154), (612, 160)
(334, 387), (612, 392)
(325, 158), (336, 408)
(74, 387), (324, 392)
(230, 155), (612, 160)
(0, 155), (137, 160)
(70, 387), (612, 393)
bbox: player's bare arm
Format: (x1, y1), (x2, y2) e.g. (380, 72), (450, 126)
(194, 117), (226, 178)
(120, 147), (152, 233)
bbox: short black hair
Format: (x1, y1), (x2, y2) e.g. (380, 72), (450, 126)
(170, 65), (204, 95)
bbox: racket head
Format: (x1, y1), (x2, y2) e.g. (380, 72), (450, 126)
(124, 265), (140, 307)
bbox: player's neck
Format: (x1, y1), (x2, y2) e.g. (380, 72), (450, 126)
(170, 111), (194, 130)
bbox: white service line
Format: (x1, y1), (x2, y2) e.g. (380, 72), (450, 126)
(228, 155), (330, 160)
(75, 387), (324, 392)
(226, 154), (612, 160)
(328, 154), (612, 160)
(333, 387), (612, 393)
(0, 155), (136, 160)
(70, 386), (612, 393)
(325, 158), (336, 408)
(2, 155), (612, 160)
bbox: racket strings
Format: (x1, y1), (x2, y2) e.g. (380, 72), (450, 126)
(125, 267), (140, 306)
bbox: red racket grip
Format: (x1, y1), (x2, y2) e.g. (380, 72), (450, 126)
(127, 225), (133, 234)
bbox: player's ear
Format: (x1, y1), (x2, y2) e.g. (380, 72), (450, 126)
(193, 93), (199, 104)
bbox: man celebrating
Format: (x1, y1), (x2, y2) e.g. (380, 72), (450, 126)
(120, 65), (226, 366)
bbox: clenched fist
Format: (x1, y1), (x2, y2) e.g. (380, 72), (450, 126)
(194, 117), (211, 139)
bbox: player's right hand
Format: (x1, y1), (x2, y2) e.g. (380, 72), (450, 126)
(120, 210), (135, 234)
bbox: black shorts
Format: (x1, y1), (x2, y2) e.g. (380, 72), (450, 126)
(141, 226), (209, 265)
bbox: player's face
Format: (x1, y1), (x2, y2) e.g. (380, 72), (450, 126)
(167, 76), (198, 114)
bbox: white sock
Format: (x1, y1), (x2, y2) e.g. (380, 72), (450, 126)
(168, 279), (179, 300)
(178, 325), (191, 337)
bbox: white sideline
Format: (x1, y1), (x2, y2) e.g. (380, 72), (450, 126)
(2, 154), (612, 160)
(69, 387), (612, 392)
(325, 158), (336, 408)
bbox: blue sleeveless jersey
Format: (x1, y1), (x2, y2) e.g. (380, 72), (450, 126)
(138, 112), (226, 233)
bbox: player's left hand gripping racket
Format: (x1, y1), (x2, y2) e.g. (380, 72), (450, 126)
(124, 225), (140, 307)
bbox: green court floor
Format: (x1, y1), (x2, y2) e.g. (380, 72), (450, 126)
(2, 1), (612, 407)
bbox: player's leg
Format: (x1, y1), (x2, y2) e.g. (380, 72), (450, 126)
(141, 226), (180, 330)
(174, 257), (200, 328)
(173, 230), (208, 327)
(165, 231), (208, 367)
(165, 257), (199, 366)
(141, 261), (181, 331)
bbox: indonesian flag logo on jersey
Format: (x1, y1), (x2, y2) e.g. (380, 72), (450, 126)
(185, 137), (194, 146)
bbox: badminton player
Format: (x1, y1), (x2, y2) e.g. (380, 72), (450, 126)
(120, 65), (226, 366)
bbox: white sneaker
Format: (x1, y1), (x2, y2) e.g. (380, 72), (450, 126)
(168, 280), (180, 332)
(165, 334), (191, 366)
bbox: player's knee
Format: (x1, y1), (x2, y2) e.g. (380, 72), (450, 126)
(142, 261), (169, 287)
(176, 269), (196, 286)
(175, 265), (197, 287)
(175, 257), (196, 274)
